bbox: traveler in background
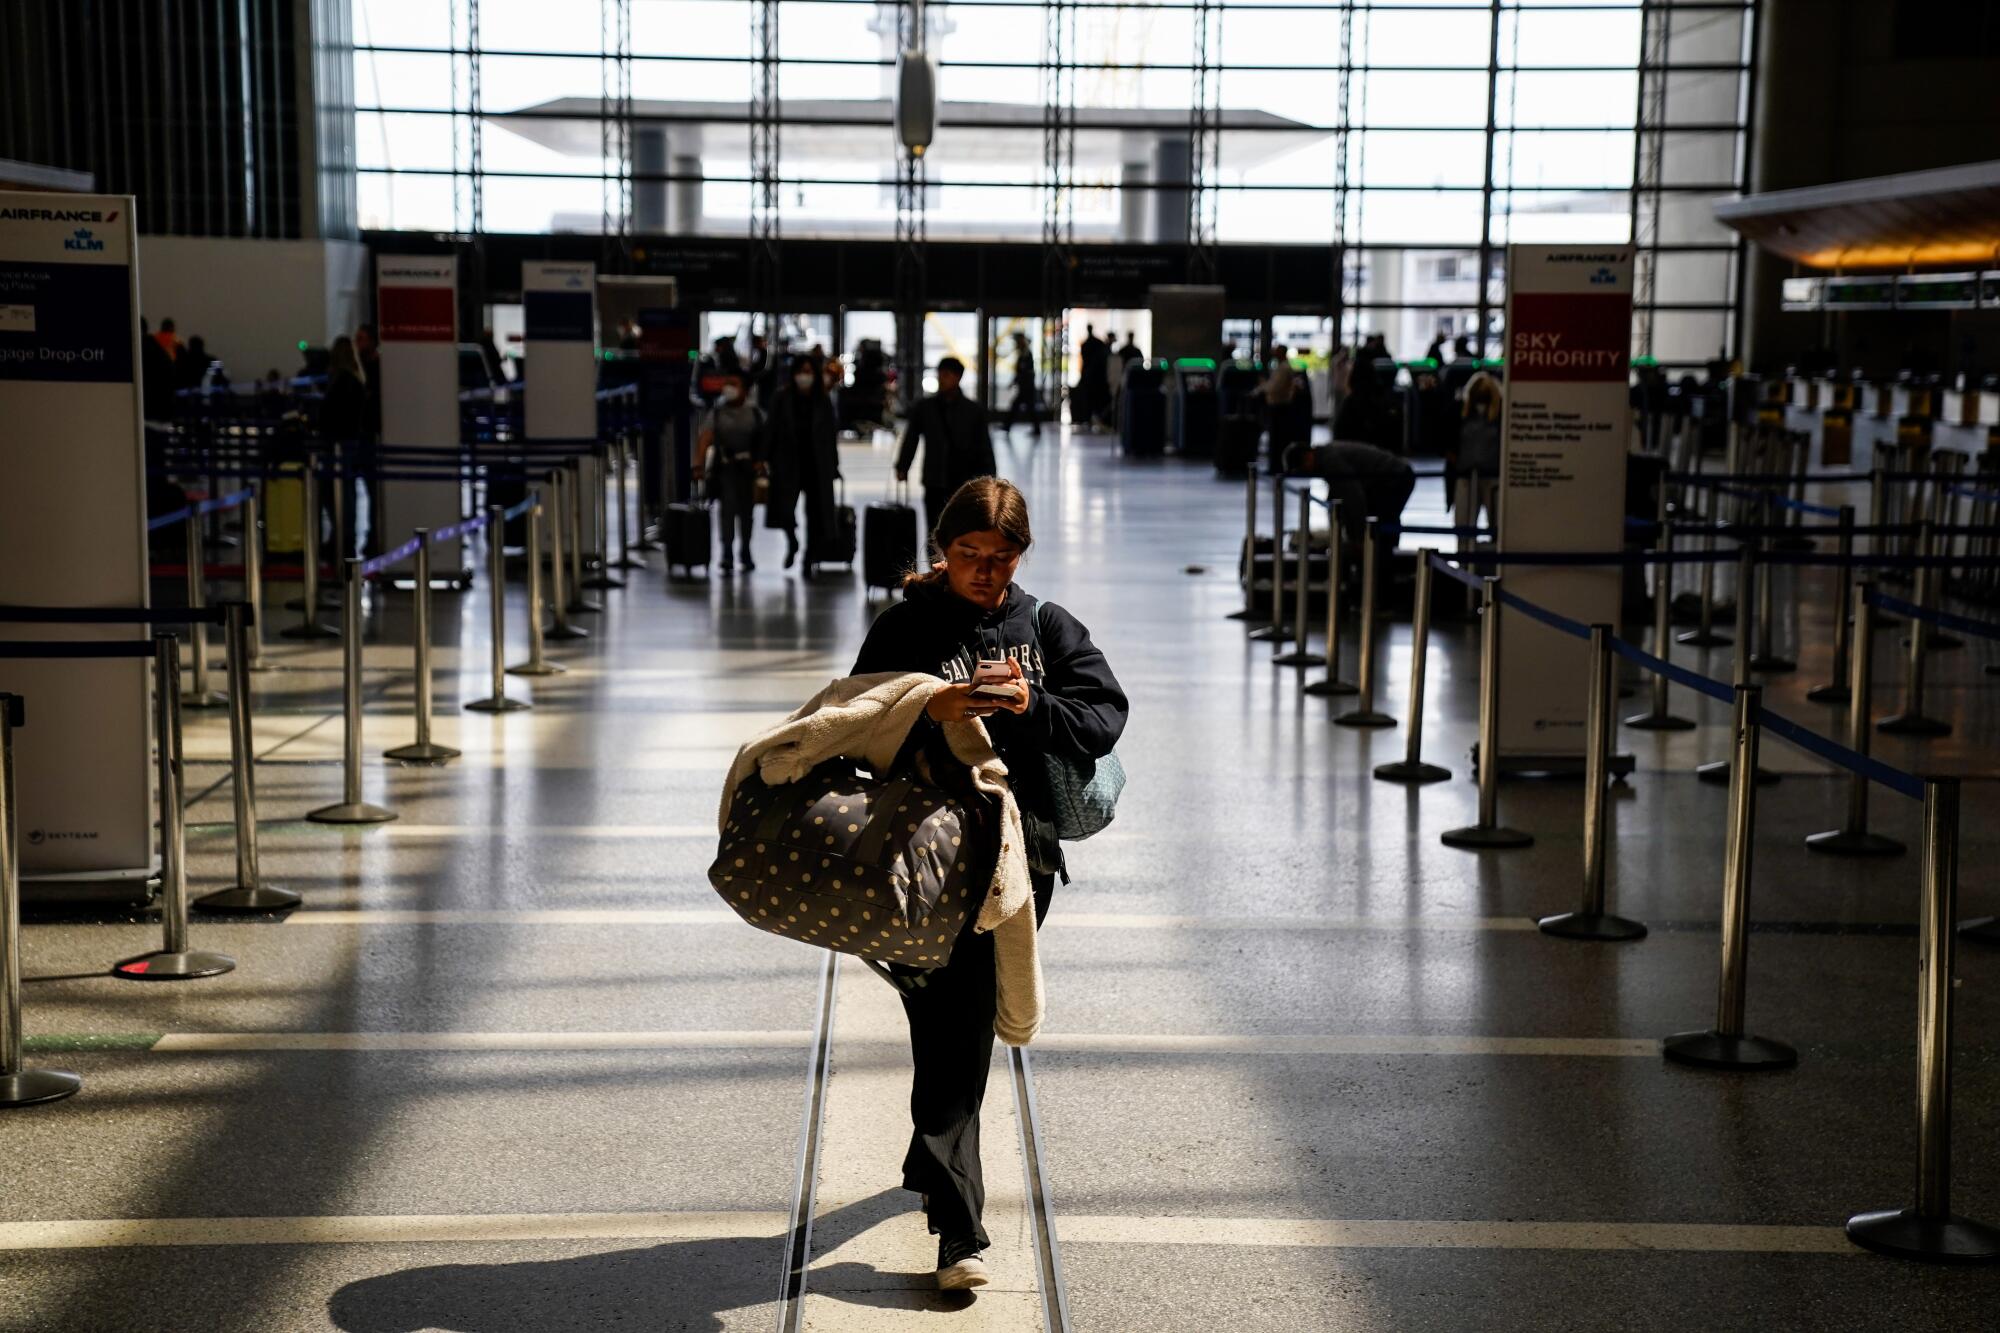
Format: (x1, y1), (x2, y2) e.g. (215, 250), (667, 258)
(323, 335), (370, 558)
(1452, 371), (1504, 533)
(152, 317), (182, 362)
(1259, 343), (1302, 458)
(896, 356), (995, 537)
(1283, 440), (1416, 549)
(851, 476), (1128, 1293)
(177, 335), (220, 393)
(1002, 332), (1041, 439)
(764, 354), (841, 577)
(140, 317), (176, 421)
(354, 323), (383, 445)
(1440, 333), (1481, 401)
(695, 371), (766, 574)
(1333, 338), (1397, 451)
(1425, 332), (1448, 365)
(1117, 329), (1142, 370)
(1077, 324), (1108, 430)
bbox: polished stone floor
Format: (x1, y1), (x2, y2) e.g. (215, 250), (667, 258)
(6, 427), (2000, 1331)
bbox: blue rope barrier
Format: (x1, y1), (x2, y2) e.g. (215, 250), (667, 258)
(1449, 548), (1722, 567)
(0, 639), (163, 660)
(0, 605), (226, 626)
(1754, 705), (1925, 802)
(1672, 470), (1872, 486)
(502, 495), (538, 522)
(195, 488), (253, 517)
(357, 536), (426, 579)
(1425, 551), (1486, 592)
(145, 506), (193, 532)
(1608, 635), (1734, 706)
(1950, 483), (2000, 506)
(429, 512), (491, 545)
(1496, 588), (1592, 641)
(1868, 591), (2000, 644)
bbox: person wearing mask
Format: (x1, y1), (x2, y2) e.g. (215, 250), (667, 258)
(695, 371), (766, 574)
(1283, 440), (1417, 548)
(851, 476), (1127, 1292)
(322, 336), (370, 558)
(896, 357), (995, 535)
(764, 354), (841, 576)
(1452, 371), (1503, 532)
(1002, 332), (1040, 439)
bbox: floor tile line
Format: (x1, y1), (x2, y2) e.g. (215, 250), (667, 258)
(1055, 1216), (1855, 1254)
(0, 1210), (792, 1251)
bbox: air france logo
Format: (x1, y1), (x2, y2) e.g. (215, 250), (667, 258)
(64, 227), (105, 253)
(1589, 267), (1617, 286)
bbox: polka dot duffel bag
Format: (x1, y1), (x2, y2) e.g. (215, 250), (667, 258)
(710, 760), (993, 970)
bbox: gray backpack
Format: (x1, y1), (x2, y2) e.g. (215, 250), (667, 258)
(1031, 599), (1126, 841)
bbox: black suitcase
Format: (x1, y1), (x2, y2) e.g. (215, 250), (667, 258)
(1120, 366), (1166, 457)
(864, 482), (920, 590)
(665, 494), (712, 576)
(810, 478), (859, 570)
(1215, 415), (1263, 477)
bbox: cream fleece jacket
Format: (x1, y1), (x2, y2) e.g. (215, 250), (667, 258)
(719, 671), (1042, 1045)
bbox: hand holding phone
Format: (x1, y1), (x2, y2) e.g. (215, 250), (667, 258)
(969, 659), (1016, 701)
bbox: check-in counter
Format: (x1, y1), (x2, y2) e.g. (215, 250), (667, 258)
(1821, 406), (1854, 466)
(1789, 375), (1818, 409)
(1865, 379), (1896, 418)
(1940, 380), (2000, 428)
(1814, 377), (1857, 410)
(1892, 378), (1938, 420)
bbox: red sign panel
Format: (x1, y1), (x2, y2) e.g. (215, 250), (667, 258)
(378, 287), (456, 343)
(1507, 292), (1629, 384)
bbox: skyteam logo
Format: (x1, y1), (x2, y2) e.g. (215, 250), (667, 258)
(1589, 266), (1617, 286)
(64, 227), (105, 253)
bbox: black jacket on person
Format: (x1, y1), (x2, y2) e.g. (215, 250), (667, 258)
(763, 384), (841, 538)
(896, 389), (994, 497)
(322, 371), (369, 446)
(1308, 441), (1417, 540)
(853, 579), (1128, 875)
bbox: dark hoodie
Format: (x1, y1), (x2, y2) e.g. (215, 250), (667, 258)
(852, 580), (1129, 873)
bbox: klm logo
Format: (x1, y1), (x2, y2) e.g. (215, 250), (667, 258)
(64, 227), (105, 253)
(1589, 267), (1617, 286)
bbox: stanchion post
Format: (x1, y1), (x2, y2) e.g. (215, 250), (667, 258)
(1274, 487), (1323, 667)
(307, 562), (398, 823)
(181, 512), (226, 707)
(1679, 491), (1730, 647)
(1627, 531), (1695, 730)
(1748, 498), (1796, 673)
(0, 694), (83, 1105)
(1698, 545), (1779, 787)
(114, 638), (238, 978)
(467, 508), (531, 714)
(1807, 581), (1905, 857)
(1249, 472), (1294, 644)
(1807, 506), (1858, 703)
(543, 471), (588, 641)
(1302, 501), (1357, 698)
(1375, 549), (1448, 782)
(566, 461), (601, 615)
(1228, 459), (1265, 623)
(1541, 625), (1645, 940)
(508, 499), (564, 678)
(1847, 777), (2000, 1262)
(194, 604), (301, 912)
(243, 489), (267, 670)
(281, 452), (337, 639)
(385, 531), (461, 765)
(1335, 519), (1394, 727)
(613, 436), (642, 570)
(1880, 525), (1952, 738)
(1662, 683), (1796, 1070)
(581, 447), (625, 590)
(1441, 578), (1533, 850)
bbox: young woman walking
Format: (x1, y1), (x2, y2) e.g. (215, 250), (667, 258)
(851, 476), (1128, 1290)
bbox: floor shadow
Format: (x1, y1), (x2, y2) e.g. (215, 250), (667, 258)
(325, 1189), (947, 1332)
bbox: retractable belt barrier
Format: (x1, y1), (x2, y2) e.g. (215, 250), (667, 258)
(145, 488), (253, 533)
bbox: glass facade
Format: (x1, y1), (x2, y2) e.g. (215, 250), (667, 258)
(352, 0), (1754, 366)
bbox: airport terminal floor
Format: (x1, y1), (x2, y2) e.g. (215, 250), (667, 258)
(8, 428), (2000, 1332)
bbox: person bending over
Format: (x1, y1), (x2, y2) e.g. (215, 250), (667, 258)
(1283, 440), (1417, 544)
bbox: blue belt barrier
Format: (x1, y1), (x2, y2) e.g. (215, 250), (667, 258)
(1386, 522), (1490, 537)
(1425, 551), (1486, 592)
(502, 495), (538, 522)
(0, 604), (227, 626)
(0, 639), (165, 660)
(146, 506), (193, 531)
(1950, 483), (2000, 506)
(1496, 588), (1591, 640)
(1754, 705), (1925, 802)
(1449, 548), (1722, 567)
(429, 511), (492, 545)
(1868, 591), (2000, 644)
(1672, 470), (1873, 486)
(1608, 635), (1735, 705)
(357, 536), (427, 579)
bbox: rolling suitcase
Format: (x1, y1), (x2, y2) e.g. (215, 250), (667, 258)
(808, 477), (859, 573)
(864, 480), (920, 591)
(665, 489), (713, 577)
(1215, 414), (1263, 477)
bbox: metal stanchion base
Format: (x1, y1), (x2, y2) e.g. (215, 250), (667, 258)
(278, 621), (338, 641)
(1845, 1208), (2000, 1264)
(1957, 915), (2000, 944)
(581, 573), (625, 591)
(0, 1069), (83, 1107)
(1334, 710), (1397, 729)
(1748, 654), (1797, 674)
(306, 801), (398, 825)
(180, 689), (230, 710)
(506, 661), (566, 678)
(1804, 683), (1852, 704)
(1624, 711), (1696, 731)
(193, 884), (302, 912)
(1805, 828), (1906, 857)
(1676, 630), (1733, 647)
(465, 696), (532, 714)
(1538, 911), (1647, 942)
(612, 554), (645, 571)
(1374, 759), (1451, 784)
(1440, 824), (1534, 850)
(1695, 760), (1783, 787)
(1247, 624), (1295, 643)
(568, 599), (604, 616)
(1661, 1029), (1797, 1071)
(385, 740), (461, 765)
(545, 624), (590, 641)
(111, 949), (238, 981)
(1225, 609), (1267, 624)
(1272, 650), (1325, 668)
(1877, 713), (1953, 738)
(1302, 677), (1359, 697)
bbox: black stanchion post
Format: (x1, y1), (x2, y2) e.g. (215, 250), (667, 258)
(385, 531), (461, 765)
(1249, 472), (1294, 644)
(1335, 519), (1394, 727)
(244, 488), (268, 671)
(1441, 578), (1533, 850)
(114, 638), (239, 978)
(1228, 460), (1265, 624)
(307, 562), (397, 824)
(1541, 624), (1645, 941)
(1679, 487), (1730, 647)
(182, 511), (226, 708)
(1807, 582), (1906, 856)
(1698, 544), (1780, 787)
(467, 508), (530, 714)
(565, 461), (601, 615)
(542, 472), (587, 642)
(1880, 526), (1952, 738)
(0, 694), (83, 1106)
(582, 447), (626, 591)
(1274, 487), (1323, 668)
(1663, 683), (1796, 1070)
(1302, 501), (1357, 698)
(1375, 549), (1449, 783)
(508, 498), (563, 678)
(1807, 505), (1858, 703)
(281, 452), (337, 639)
(1627, 530), (1695, 730)
(1847, 778), (2000, 1262)
(1748, 497), (1796, 673)
(194, 604), (300, 912)
(613, 436), (643, 570)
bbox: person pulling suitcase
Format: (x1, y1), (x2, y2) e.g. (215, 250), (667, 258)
(694, 371), (766, 574)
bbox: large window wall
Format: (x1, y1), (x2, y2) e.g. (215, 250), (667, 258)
(351, 0), (1754, 366)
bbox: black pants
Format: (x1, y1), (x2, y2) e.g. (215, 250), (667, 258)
(899, 873), (1054, 1250)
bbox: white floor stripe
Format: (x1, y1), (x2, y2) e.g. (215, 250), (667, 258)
(1056, 1216), (1853, 1254)
(1057, 913), (1536, 933)
(1032, 1034), (1658, 1057)
(153, 1030), (814, 1052)
(277, 907), (1534, 932)
(0, 1210), (789, 1252)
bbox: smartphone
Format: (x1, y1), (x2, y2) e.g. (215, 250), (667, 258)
(970, 659), (1016, 701)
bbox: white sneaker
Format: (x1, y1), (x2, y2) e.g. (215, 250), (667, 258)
(937, 1254), (990, 1291)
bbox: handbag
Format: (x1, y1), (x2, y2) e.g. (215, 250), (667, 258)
(1032, 600), (1126, 841)
(711, 759), (989, 969)
(753, 474), (770, 505)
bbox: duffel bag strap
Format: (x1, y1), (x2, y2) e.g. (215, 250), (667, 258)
(852, 776), (920, 867)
